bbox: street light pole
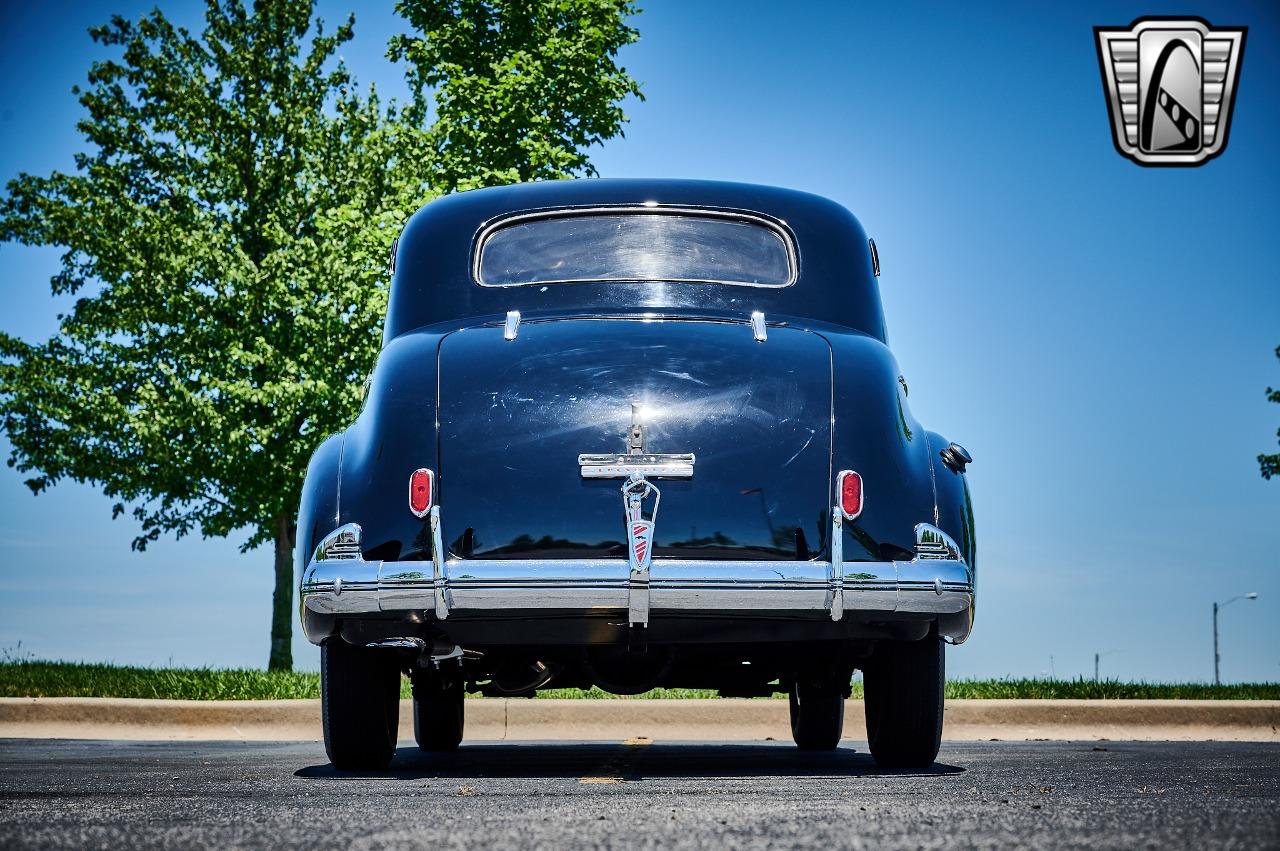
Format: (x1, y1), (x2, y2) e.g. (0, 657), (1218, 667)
(1213, 601), (1220, 686)
(1213, 593), (1259, 686)
(1094, 649), (1119, 682)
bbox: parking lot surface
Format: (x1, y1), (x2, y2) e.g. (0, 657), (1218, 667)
(1, 739), (1277, 849)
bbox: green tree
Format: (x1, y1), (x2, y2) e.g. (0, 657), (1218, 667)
(390, 0), (643, 191)
(1261, 346), (1280, 480)
(0, 0), (641, 670)
(0, 0), (395, 671)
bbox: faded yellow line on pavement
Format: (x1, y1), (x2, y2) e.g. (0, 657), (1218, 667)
(579, 736), (653, 784)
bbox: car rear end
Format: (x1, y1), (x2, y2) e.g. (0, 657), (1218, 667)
(297, 181), (975, 770)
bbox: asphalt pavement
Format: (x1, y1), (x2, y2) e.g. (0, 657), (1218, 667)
(1, 738), (1277, 849)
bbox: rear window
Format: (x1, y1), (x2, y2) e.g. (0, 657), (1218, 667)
(476, 210), (796, 287)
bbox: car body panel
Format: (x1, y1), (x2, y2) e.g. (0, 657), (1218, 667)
(437, 318), (832, 560)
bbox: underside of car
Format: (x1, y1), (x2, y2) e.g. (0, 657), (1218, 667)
(320, 617), (948, 771)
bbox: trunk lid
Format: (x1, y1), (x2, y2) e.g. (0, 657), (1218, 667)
(437, 318), (831, 560)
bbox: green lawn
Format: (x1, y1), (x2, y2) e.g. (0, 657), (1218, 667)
(2, 660), (1278, 701)
(1, 661), (327, 701)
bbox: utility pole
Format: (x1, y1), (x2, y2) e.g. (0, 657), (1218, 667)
(1213, 601), (1220, 686)
(1094, 649), (1119, 682)
(1213, 593), (1259, 686)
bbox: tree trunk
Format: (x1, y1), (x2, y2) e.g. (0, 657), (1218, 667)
(268, 514), (294, 671)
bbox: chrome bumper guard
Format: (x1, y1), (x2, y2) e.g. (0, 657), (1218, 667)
(301, 516), (975, 640)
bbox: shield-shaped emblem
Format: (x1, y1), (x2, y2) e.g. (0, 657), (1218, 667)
(629, 520), (654, 568)
(1094, 18), (1246, 166)
(621, 476), (659, 626)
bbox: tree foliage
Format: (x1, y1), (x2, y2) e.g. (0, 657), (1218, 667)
(1261, 346), (1280, 480)
(0, 0), (641, 669)
(390, 0), (642, 191)
(2, 1), (390, 552)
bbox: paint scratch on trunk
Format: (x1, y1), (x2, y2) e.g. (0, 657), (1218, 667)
(782, 428), (816, 468)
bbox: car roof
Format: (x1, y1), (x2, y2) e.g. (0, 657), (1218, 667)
(385, 178), (886, 342)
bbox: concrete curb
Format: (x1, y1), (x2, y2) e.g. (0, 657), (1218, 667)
(3, 698), (1278, 742)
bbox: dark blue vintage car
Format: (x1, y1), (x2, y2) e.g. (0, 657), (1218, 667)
(297, 178), (976, 770)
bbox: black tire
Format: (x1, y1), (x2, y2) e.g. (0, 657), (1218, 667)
(863, 636), (944, 769)
(321, 638), (401, 771)
(412, 668), (465, 751)
(789, 679), (846, 750)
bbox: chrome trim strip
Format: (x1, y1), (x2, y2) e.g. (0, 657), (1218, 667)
(301, 559), (971, 615)
(914, 523), (964, 562)
(301, 520), (974, 637)
(471, 205), (800, 289)
(829, 507), (844, 622)
(578, 454), (695, 479)
(334, 434), (346, 527)
(431, 506), (448, 619)
(921, 430), (940, 527)
(315, 523), (363, 562)
(449, 560), (627, 610)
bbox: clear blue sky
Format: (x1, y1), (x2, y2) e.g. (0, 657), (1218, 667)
(1, 1), (1277, 681)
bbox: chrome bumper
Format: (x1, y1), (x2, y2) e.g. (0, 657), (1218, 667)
(300, 520), (975, 643)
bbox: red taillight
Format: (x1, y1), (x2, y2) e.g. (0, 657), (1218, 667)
(837, 470), (863, 519)
(409, 468), (434, 517)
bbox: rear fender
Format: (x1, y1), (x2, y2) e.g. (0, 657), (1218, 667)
(295, 431), (343, 642)
(926, 429), (977, 568)
(824, 332), (937, 561)
(336, 329), (446, 562)
(295, 328), (445, 643)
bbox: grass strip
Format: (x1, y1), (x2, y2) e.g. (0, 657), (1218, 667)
(3, 661), (1278, 701)
(0, 661), (326, 701)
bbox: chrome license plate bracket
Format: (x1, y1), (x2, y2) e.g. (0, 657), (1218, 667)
(578, 453), (695, 479)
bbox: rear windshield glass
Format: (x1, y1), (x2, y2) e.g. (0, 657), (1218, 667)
(476, 211), (795, 287)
